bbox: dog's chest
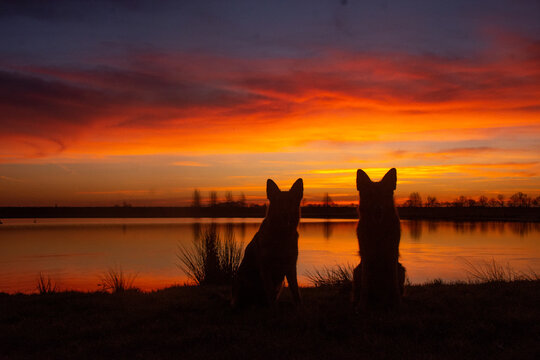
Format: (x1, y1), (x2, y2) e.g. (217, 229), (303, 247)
(256, 229), (298, 256)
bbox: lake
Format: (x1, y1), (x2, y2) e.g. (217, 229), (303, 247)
(1, 218), (539, 293)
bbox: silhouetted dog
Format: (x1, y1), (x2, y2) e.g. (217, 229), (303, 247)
(232, 178), (303, 308)
(352, 168), (405, 310)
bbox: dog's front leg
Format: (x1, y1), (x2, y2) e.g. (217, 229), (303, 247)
(260, 265), (277, 305)
(352, 262), (362, 305)
(286, 266), (301, 305)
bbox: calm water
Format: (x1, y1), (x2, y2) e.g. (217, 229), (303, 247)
(1, 218), (539, 293)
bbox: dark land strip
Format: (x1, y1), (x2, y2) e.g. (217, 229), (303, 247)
(1, 206), (539, 222)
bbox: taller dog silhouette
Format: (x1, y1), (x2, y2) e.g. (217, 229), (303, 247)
(232, 178), (303, 308)
(352, 168), (405, 310)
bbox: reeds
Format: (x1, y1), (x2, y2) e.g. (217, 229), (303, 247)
(36, 272), (57, 294)
(98, 266), (138, 293)
(305, 263), (354, 287)
(177, 225), (243, 285)
(462, 258), (539, 283)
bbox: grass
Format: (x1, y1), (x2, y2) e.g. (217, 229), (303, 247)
(305, 259), (539, 288)
(98, 266), (138, 293)
(177, 225), (243, 285)
(462, 258), (540, 283)
(1, 281), (539, 359)
(6, 260), (537, 358)
(305, 263), (354, 288)
(36, 273), (57, 294)
(305, 263), (413, 290)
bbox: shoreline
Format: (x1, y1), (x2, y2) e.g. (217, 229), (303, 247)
(1, 206), (539, 222)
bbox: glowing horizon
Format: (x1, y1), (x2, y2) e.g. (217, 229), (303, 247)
(1, 1), (539, 206)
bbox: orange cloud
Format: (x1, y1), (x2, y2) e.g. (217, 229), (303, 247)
(2, 32), (539, 160)
(308, 163), (538, 179)
(76, 190), (153, 195)
(171, 161), (209, 167)
(1, 32), (539, 205)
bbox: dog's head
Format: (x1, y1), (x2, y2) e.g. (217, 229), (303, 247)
(266, 178), (303, 229)
(356, 168), (396, 220)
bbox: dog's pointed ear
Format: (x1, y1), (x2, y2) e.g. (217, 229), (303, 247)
(381, 168), (397, 190)
(356, 169), (371, 191)
(267, 179), (281, 200)
(290, 178), (303, 202)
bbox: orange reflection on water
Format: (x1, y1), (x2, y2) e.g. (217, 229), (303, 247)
(1, 218), (539, 293)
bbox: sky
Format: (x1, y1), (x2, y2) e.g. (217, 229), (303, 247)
(1, 0), (539, 206)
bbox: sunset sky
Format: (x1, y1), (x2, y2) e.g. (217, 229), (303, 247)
(1, 0), (539, 206)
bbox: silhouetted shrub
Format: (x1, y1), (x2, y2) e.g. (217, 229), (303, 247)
(98, 266), (138, 293)
(462, 258), (539, 283)
(305, 264), (354, 288)
(36, 272), (57, 294)
(177, 225), (243, 285)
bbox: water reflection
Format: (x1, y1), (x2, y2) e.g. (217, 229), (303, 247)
(405, 220), (422, 240)
(323, 221), (333, 240)
(400, 220), (540, 239)
(453, 221), (465, 234)
(508, 222), (540, 237)
(192, 222), (202, 241)
(479, 222), (488, 234)
(0, 218), (539, 293)
(225, 222), (234, 242)
(238, 222), (246, 241)
(427, 221), (439, 233)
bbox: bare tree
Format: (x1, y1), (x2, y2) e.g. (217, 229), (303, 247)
(192, 189), (201, 208)
(209, 191), (218, 207)
(225, 191), (234, 205)
(323, 192), (334, 207)
(408, 192), (422, 207)
(238, 192), (247, 207)
(510, 192), (530, 207)
(478, 195), (488, 207)
(497, 194), (505, 207)
(453, 195), (468, 207)
(426, 196), (438, 207)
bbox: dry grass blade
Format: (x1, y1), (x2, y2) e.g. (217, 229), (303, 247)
(177, 225), (243, 285)
(305, 263), (354, 287)
(98, 266), (138, 293)
(177, 239), (206, 284)
(36, 272), (57, 294)
(218, 236), (243, 281)
(462, 258), (540, 283)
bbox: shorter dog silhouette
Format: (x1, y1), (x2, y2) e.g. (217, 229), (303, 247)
(232, 178), (303, 308)
(352, 168), (405, 310)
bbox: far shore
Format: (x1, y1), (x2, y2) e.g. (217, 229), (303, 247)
(1, 206), (539, 222)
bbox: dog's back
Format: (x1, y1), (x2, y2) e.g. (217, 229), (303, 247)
(232, 178), (303, 308)
(353, 168), (405, 309)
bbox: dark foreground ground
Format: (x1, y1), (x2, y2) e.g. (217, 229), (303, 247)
(1, 281), (539, 359)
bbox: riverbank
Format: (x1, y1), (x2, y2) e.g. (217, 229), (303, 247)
(1, 206), (539, 221)
(2, 280), (539, 359)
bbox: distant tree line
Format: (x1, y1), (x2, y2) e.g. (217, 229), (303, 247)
(401, 192), (540, 208)
(192, 190), (341, 208)
(192, 189), (540, 209)
(191, 189), (249, 208)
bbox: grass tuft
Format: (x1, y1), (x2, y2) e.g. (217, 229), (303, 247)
(462, 258), (540, 283)
(98, 266), (138, 293)
(177, 225), (243, 285)
(36, 272), (57, 294)
(305, 263), (354, 288)
(424, 278), (444, 286)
